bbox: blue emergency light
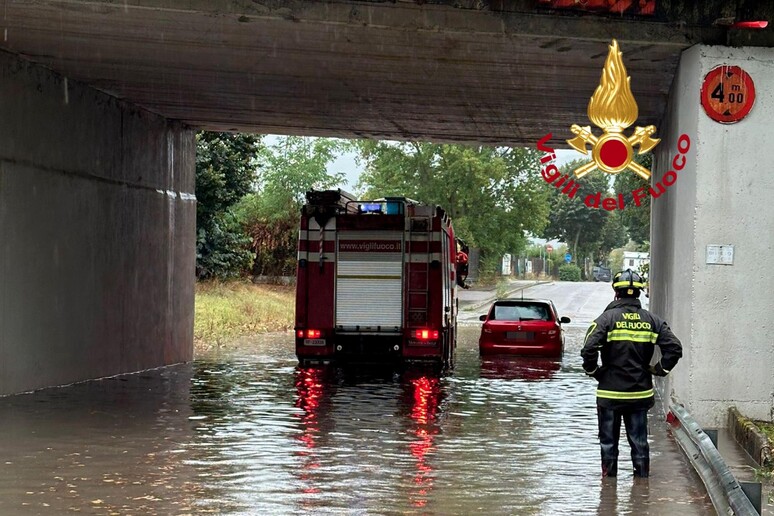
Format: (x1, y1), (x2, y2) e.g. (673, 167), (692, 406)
(360, 203), (383, 213)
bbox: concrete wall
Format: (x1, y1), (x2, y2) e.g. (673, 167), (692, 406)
(652, 45), (774, 427)
(0, 51), (195, 394)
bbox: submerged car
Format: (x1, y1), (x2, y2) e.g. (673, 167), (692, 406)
(478, 299), (571, 357)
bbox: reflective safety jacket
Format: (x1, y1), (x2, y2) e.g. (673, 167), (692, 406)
(581, 298), (682, 410)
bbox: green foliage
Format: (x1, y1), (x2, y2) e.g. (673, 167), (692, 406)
(638, 262), (650, 282)
(235, 136), (346, 276)
(614, 153), (652, 244)
(608, 248), (624, 271)
(196, 212), (254, 279)
(543, 160), (609, 259)
(196, 132), (261, 279)
(558, 264), (582, 282)
(256, 136), (346, 212)
(234, 193), (299, 277)
(354, 141), (550, 262)
(544, 160), (629, 267)
(196, 132), (261, 228)
(597, 212), (628, 262)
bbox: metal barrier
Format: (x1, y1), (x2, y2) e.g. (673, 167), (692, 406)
(668, 403), (760, 516)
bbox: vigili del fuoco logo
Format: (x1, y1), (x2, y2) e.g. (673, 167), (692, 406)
(537, 39), (690, 211)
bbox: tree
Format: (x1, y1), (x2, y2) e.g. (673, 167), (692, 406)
(235, 136), (346, 276)
(354, 141), (550, 269)
(543, 160), (609, 261)
(543, 160), (630, 273)
(614, 153), (652, 244)
(195, 132), (261, 279)
(597, 211), (628, 263)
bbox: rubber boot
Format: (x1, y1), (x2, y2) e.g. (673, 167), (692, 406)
(601, 459), (618, 478)
(633, 458), (649, 478)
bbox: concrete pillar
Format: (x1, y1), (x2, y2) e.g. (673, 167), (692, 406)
(652, 45), (774, 427)
(0, 51), (195, 394)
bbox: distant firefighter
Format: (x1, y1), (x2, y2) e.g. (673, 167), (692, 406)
(456, 249), (469, 289)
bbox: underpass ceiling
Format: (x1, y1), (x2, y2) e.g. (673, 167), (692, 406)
(2, 0), (769, 146)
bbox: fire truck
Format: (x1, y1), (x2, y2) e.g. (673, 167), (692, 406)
(294, 189), (458, 367)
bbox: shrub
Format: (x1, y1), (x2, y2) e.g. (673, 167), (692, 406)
(559, 264), (582, 282)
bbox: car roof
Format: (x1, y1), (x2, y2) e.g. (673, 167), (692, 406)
(492, 298), (553, 305)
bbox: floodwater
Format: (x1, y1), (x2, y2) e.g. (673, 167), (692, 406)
(0, 285), (714, 515)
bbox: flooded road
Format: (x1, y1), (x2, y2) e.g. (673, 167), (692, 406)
(0, 282), (713, 515)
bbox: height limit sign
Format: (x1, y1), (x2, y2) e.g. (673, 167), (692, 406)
(700, 65), (755, 124)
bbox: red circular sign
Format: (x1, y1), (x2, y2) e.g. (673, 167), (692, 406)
(700, 65), (755, 124)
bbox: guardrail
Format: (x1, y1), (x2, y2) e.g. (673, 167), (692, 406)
(668, 403), (760, 515)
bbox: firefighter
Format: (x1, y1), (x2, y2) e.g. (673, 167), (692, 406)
(581, 269), (682, 479)
(456, 250), (469, 288)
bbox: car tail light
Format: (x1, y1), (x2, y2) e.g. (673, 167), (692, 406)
(415, 329), (439, 340)
(297, 329), (322, 338)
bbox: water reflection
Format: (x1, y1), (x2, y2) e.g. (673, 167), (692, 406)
(290, 365), (447, 513)
(597, 478), (653, 515)
(479, 357), (561, 381)
(293, 366), (330, 504)
(403, 371), (442, 509)
(0, 365), (201, 515)
(0, 327), (714, 515)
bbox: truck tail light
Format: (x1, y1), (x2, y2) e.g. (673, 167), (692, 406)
(297, 329), (322, 338)
(415, 329), (439, 340)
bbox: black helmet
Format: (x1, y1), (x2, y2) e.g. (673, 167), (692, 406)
(612, 269), (645, 297)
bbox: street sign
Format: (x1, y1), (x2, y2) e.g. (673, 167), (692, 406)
(546, 244), (553, 253)
(700, 65), (755, 124)
(564, 253), (572, 263)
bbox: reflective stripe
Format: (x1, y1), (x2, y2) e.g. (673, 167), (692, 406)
(597, 388), (654, 399)
(607, 329), (658, 343)
(613, 280), (646, 289)
(584, 322), (598, 345)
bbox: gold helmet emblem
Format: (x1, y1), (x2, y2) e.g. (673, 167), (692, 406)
(567, 39), (659, 179)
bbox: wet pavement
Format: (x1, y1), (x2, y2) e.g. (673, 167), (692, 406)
(0, 282), (714, 515)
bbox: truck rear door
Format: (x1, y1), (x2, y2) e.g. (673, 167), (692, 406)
(335, 230), (404, 332)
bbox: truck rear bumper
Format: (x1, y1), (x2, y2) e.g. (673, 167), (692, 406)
(296, 333), (444, 362)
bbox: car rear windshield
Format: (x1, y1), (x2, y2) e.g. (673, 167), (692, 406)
(491, 303), (551, 321)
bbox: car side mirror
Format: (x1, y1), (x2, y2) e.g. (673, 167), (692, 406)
(479, 315), (487, 321)
(560, 316), (571, 324)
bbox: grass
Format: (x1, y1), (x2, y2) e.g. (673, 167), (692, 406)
(495, 279), (509, 299)
(750, 419), (774, 482)
(757, 420), (774, 443)
(194, 280), (295, 350)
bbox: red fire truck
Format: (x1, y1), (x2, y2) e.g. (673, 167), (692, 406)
(295, 190), (458, 367)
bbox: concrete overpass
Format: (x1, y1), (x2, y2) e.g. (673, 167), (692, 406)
(1, 0), (773, 427)
(6, 0), (769, 146)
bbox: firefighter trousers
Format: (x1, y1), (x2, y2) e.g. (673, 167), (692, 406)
(597, 406), (649, 477)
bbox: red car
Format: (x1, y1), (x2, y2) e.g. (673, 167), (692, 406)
(478, 299), (570, 357)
